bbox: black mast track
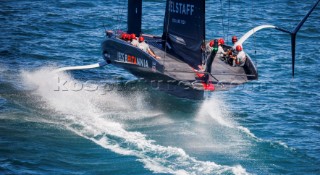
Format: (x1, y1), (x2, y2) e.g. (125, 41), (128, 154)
(127, 0), (142, 36)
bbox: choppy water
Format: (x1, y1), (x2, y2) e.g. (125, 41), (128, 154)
(1, 0), (320, 174)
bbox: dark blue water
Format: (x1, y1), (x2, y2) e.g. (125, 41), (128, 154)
(1, 0), (320, 174)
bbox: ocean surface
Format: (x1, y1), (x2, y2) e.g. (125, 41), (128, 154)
(1, 0), (320, 174)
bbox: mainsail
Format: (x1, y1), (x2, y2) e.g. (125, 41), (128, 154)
(163, 0), (205, 67)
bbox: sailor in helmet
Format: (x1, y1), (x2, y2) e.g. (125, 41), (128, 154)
(137, 36), (161, 59)
(230, 45), (246, 67)
(130, 33), (139, 46)
(205, 40), (215, 60)
(217, 38), (227, 61)
(198, 40), (214, 71)
(232, 36), (238, 45)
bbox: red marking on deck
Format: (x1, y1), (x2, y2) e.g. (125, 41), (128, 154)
(202, 82), (215, 91)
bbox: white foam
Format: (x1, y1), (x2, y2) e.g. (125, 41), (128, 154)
(196, 96), (259, 139)
(195, 95), (292, 154)
(237, 126), (258, 139)
(21, 67), (249, 175)
(274, 141), (289, 149)
(196, 97), (235, 128)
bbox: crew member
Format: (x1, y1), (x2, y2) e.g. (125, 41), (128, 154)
(125, 33), (131, 41)
(121, 33), (130, 41)
(198, 40), (214, 71)
(222, 36), (237, 62)
(232, 36), (238, 44)
(138, 36), (161, 59)
(231, 45), (246, 67)
(217, 38), (226, 61)
(130, 33), (139, 46)
(205, 40), (214, 58)
(120, 33), (126, 40)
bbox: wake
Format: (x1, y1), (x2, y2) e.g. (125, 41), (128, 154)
(21, 67), (249, 175)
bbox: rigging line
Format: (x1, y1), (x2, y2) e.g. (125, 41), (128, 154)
(220, 0), (225, 39)
(114, 0), (125, 32)
(103, 23), (107, 37)
(115, 3), (121, 31)
(115, 2), (121, 32)
(115, 3), (120, 31)
(120, 0), (126, 30)
(102, 3), (108, 34)
(209, 72), (220, 81)
(227, 0), (230, 45)
(250, 0), (257, 67)
(210, 1), (213, 38)
(253, 1), (257, 54)
(163, 2), (171, 67)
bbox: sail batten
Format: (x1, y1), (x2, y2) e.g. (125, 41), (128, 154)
(163, 0), (205, 68)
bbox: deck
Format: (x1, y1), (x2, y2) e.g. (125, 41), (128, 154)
(145, 36), (248, 85)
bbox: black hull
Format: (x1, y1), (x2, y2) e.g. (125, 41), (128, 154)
(101, 35), (258, 100)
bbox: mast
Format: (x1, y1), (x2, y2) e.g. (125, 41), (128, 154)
(127, 0), (142, 36)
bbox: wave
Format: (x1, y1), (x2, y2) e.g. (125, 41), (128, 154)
(21, 67), (249, 175)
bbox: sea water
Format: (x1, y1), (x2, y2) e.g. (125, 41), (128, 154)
(0, 0), (319, 174)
